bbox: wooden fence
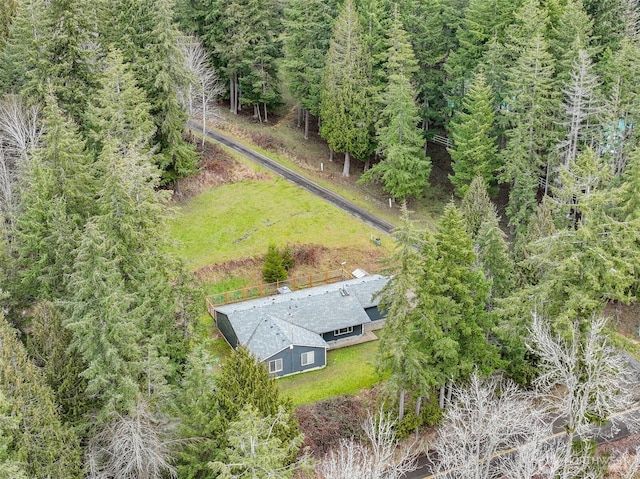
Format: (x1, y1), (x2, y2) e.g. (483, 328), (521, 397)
(430, 134), (452, 148)
(206, 268), (347, 310)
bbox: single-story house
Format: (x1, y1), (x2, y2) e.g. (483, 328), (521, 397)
(213, 274), (389, 377)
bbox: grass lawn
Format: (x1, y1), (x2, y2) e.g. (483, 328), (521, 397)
(213, 108), (453, 231)
(168, 177), (392, 271)
(277, 340), (381, 406)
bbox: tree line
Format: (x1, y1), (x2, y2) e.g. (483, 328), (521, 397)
(176, 0), (639, 221)
(0, 0), (301, 477)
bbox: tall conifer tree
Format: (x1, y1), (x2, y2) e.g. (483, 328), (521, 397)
(320, 0), (373, 177)
(99, 0), (198, 181)
(500, 0), (559, 235)
(447, 71), (499, 197)
(376, 204), (428, 419)
(360, 13), (431, 200)
(12, 93), (93, 300)
(0, 311), (82, 479)
(415, 203), (500, 405)
(283, 0), (339, 137)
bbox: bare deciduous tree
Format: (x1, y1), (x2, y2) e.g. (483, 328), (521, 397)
(556, 49), (603, 171)
(86, 399), (177, 479)
(0, 95), (42, 161)
(0, 95), (41, 239)
(528, 313), (635, 478)
(178, 36), (224, 145)
(318, 407), (418, 479)
(430, 372), (548, 479)
(608, 446), (640, 479)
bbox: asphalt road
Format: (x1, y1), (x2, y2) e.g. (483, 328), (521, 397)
(187, 120), (396, 235)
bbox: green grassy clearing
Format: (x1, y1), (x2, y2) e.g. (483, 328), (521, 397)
(168, 177), (390, 270)
(214, 112), (450, 231)
(277, 340), (380, 406)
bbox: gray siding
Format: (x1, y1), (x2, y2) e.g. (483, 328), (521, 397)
(322, 324), (363, 342)
(365, 306), (384, 321)
(215, 312), (238, 348)
(264, 345), (326, 377)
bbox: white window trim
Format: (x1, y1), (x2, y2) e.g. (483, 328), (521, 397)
(334, 326), (354, 336)
(269, 358), (283, 374)
(301, 351), (315, 366)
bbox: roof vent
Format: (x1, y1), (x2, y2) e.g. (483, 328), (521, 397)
(277, 286), (292, 294)
(339, 286), (350, 297)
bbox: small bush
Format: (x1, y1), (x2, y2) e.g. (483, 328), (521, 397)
(262, 243), (287, 283)
(420, 398), (443, 427)
(281, 245), (295, 271)
(396, 411), (421, 440)
(292, 244), (325, 267)
(295, 396), (366, 457)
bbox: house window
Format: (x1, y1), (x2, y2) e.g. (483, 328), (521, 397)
(334, 326), (354, 336)
(301, 351), (314, 366)
(269, 358), (283, 374)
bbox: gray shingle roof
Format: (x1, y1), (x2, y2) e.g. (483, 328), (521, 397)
(215, 275), (388, 358)
(236, 314), (328, 361)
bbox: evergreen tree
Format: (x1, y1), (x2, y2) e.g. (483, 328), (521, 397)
(447, 71), (499, 197)
(359, 14), (431, 201)
(618, 146), (640, 221)
(234, 0), (283, 122)
(0, 311), (82, 479)
(175, 347), (226, 479)
(320, 0), (373, 177)
(376, 204), (428, 419)
(262, 243), (287, 283)
(445, 0), (522, 104)
(12, 92), (94, 300)
(66, 138), (184, 415)
(398, 0), (464, 128)
(0, 391), (28, 479)
(357, 0), (390, 113)
(0, 0), (48, 93)
(0, 0), (18, 50)
(85, 49), (156, 156)
(99, 0), (199, 181)
(66, 218), (143, 414)
(216, 346), (300, 461)
(500, 0), (559, 235)
(601, 37), (640, 176)
(547, 0), (595, 83)
(210, 406), (305, 479)
(415, 203), (500, 405)
(526, 149), (639, 328)
(282, 0), (338, 137)
(459, 175), (495, 238)
(211, 0), (283, 119)
(27, 301), (90, 424)
(583, 0), (629, 55)
(476, 209), (514, 301)
(3, 0), (98, 118)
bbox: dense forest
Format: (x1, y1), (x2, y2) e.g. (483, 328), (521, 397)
(1, 0), (640, 477)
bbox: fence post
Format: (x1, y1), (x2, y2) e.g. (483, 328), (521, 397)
(225, 291), (229, 304)
(309, 273), (312, 287)
(259, 284), (263, 297)
(292, 277), (296, 290)
(242, 287), (246, 299)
